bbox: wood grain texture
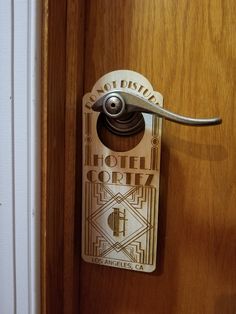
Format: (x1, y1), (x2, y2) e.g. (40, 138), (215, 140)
(64, 0), (84, 313)
(79, 1), (236, 313)
(41, 0), (84, 313)
(42, 0), (67, 312)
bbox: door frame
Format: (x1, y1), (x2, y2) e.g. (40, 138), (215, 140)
(41, 1), (85, 313)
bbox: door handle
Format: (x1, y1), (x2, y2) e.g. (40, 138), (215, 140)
(92, 90), (222, 131)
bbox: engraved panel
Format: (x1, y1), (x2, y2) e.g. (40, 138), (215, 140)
(82, 70), (163, 272)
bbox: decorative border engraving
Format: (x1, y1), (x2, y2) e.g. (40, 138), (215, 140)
(85, 183), (156, 264)
(82, 70), (163, 272)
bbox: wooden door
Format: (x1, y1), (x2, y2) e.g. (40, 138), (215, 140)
(42, 1), (236, 313)
(79, 1), (236, 313)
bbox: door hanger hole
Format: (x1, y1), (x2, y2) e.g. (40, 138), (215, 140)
(96, 113), (145, 152)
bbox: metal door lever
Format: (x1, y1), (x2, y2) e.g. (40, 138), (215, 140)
(92, 90), (222, 127)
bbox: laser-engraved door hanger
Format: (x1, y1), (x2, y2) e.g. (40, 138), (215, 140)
(82, 70), (163, 273)
(81, 70), (221, 273)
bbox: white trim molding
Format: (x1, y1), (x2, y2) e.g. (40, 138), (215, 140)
(0, 1), (41, 313)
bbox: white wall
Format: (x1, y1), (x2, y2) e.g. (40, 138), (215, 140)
(0, 1), (40, 313)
